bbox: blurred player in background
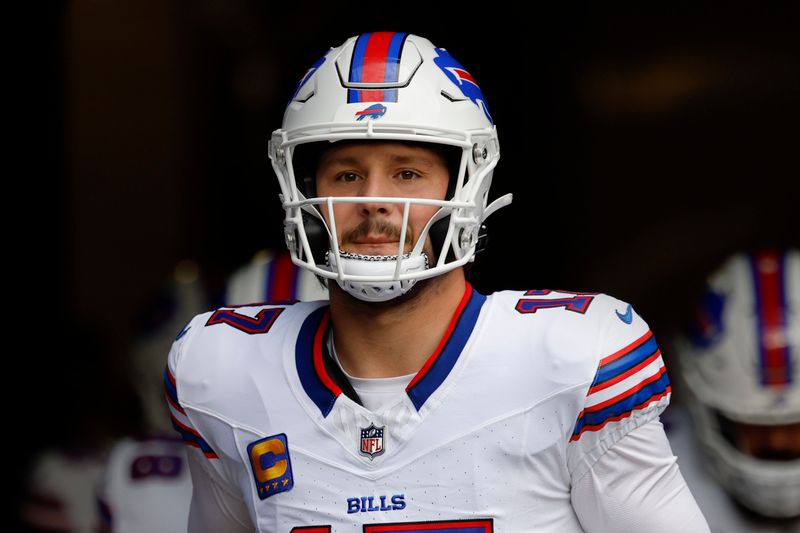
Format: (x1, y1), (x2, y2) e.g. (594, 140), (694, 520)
(225, 248), (329, 305)
(19, 324), (137, 533)
(98, 252), (325, 532)
(94, 259), (206, 533)
(20, 252), (323, 532)
(20, 448), (107, 532)
(669, 248), (800, 532)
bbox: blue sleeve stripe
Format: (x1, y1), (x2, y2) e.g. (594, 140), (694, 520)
(572, 372), (671, 439)
(170, 415), (218, 458)
(163, 366), (181, 409)
(594, 335), (659, 385)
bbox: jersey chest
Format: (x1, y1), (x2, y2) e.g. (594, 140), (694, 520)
(239, 403), (583, 533)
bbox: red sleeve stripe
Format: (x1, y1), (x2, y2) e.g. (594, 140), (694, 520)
(170, 413), (218, 459)
(585, 365), (667, 413)
(571, 369), (671, 441)
(164, 389), (186, 416)
(570, 387), (671, 441)
(163, 366), (185, 414)
(599, 330), (654, 366)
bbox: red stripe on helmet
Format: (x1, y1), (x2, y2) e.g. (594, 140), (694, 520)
(755, 250), (790, 385)
(360, 32), (397, 102)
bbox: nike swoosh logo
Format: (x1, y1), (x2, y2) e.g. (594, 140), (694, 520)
(616, 304), (633, 324)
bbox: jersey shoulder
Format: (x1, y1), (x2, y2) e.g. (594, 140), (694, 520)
(169, 299), (325, 369)
(165, 300), (326, 424)
(485, 288), (654, 369)
(484, 289), (671, 475)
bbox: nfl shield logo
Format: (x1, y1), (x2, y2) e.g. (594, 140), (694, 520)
(359, 423), (385, 459)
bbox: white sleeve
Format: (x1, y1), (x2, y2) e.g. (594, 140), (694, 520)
(186, 448), (255, 533)
(167, 317), (255, 533)
(571, 419), (710, 533)
(566, 304), (672, 481)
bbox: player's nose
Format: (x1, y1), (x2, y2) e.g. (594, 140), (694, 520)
(357, 174), (395, 216)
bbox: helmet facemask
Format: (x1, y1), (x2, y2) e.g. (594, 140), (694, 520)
(272, 131), (505, 302)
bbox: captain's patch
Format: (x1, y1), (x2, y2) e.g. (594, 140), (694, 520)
(248, 433), (294, 499)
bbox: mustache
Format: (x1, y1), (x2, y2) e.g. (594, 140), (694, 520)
(340, 219), (413, 247)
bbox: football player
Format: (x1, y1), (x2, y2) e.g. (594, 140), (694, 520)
(95, 260), (206, 533)
(670, 248), (800, 531)
(166, 32), (709, 532)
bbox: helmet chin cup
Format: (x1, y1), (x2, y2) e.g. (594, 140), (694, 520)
(326, 251), (429, 302)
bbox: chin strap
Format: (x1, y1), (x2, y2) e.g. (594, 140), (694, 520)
(326, 251), (429, 302)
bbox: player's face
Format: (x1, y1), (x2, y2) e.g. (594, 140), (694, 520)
(315, 142), (449, 257)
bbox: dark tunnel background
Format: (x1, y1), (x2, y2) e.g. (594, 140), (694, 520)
(18, 2), (799, 527)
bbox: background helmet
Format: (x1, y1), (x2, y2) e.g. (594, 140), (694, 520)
(677, 248), (800, 517)
(269, 32), (511, 301)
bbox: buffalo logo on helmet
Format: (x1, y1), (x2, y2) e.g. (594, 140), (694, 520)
(291, 55), (326, 101)
(355, 103), (387, 121)
(433, 48), (493, 124)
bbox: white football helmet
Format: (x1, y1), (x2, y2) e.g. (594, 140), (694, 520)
(268, 32), (512, 302)
(677, 248), (800, 517)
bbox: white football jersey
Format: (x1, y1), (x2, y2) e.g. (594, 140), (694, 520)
(167, 285), (673, 532)
(98, 437), (193, 533)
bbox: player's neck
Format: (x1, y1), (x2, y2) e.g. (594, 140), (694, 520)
(328, 268), (467, 379)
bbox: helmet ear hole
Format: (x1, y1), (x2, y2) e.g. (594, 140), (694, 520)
(301, 212), (330, 265)
(292, 142), (328, 199)
(441, 145), (463, 199)
(428, 216), (453, 264)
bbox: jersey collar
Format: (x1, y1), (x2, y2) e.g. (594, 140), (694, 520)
(295, 282), (486, 417)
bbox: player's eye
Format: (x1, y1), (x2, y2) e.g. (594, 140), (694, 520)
(336, 172), (360, 183)
(398, 170), (420, 180)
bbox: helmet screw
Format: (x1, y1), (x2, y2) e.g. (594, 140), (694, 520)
(472, 144), (488, 164)
(459, 228), (475, 249)
(284, 228), (296, 251)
